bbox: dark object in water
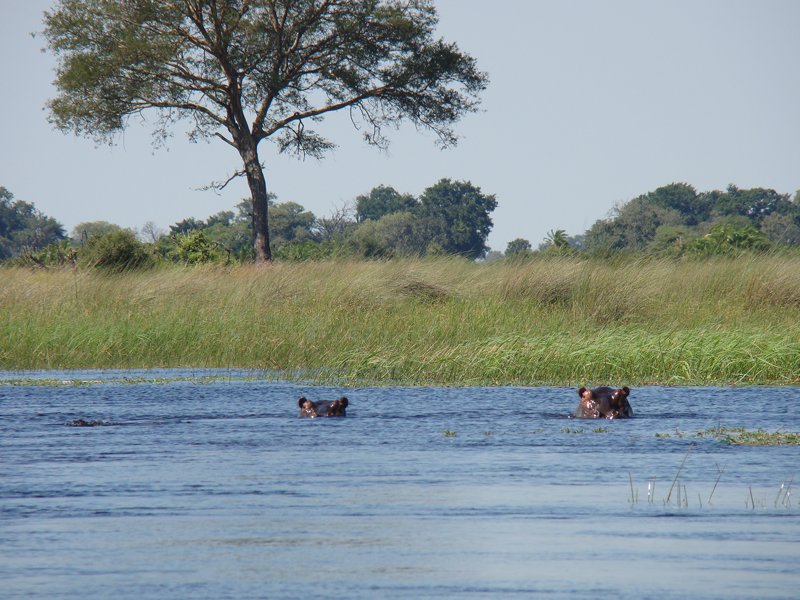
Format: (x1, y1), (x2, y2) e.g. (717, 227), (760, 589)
(574, 386), (633, 419)
(67, 419), (107, 427)
(298, 396), (349, 418)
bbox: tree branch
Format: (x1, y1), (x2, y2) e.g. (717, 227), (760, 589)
(196, 167), (249, 193)
(214, 132), (236, 148)
(260, 88), (387, 140)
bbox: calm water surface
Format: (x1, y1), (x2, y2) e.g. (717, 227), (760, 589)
(1, 370), (798, 599)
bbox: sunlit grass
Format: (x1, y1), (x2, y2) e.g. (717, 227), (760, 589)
(2, 255), (799, 384)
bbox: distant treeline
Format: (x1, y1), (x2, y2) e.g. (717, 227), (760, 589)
(569, 183), (800, 258)
(1, 180), (496, 268)
(507, 183), (800, 259)
(2, 181), (799, 269)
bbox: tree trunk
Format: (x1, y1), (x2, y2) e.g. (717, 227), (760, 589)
(239, 141), (272, 262)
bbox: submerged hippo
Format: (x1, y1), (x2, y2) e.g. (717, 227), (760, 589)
(298, 396), (349, 418)
(574, 386), (633, 419)
(67, 419), (108, 427)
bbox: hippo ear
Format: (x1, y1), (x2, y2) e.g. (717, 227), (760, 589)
(339, 397), (349, 407)
(298, 397), (307, 408)
(620, 387), (630, 397)
(578, 387), (588, 397)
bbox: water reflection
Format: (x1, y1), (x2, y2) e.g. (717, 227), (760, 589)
(0, 371), (798, 599)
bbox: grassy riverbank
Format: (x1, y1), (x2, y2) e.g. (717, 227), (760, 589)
(2, 255), (799, 385)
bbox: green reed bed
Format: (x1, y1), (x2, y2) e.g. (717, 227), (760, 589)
(2, 255), (799, 385)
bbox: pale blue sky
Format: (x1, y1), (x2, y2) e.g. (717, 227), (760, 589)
(1, 0), (798, 251)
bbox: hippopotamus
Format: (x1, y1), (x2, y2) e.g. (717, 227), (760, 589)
(574, 386), (633, 419)
(67, 419), (108, 427)
(298, 396), (349, 418)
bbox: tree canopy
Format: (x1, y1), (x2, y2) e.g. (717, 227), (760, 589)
(355, 185), (417, 223)
(417, 179), (497, 259)
(0, 187), (66, 259)
(71, 221), (122, 242)
(582, 182), (799, 256)
(505, 237), (532, 257)
(44, 0), (488, 262)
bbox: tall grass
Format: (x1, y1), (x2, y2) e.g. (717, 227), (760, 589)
(2, 255), (799, 385)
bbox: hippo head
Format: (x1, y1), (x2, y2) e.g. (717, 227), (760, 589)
(67, 419), (106, 427)
(324, 397), (349, 417)
(298, 397), (319, 418)
(298, 396), (349, 418)
(575, 386), (632, 419)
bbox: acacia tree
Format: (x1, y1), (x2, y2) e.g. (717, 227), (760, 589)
(44, 0), (487, 261)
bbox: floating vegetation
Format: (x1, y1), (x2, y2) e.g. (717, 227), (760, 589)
(717, 428), (800, 446)
(655, 426), (800, 446)
(443, 429), (457, 437)
(560, 427), (584, 434)
(561, 426), (610, 434)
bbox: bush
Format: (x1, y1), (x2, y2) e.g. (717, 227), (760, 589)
(2, 240), (77, 268)
(79, 229), (153, 271)
(171, 230), (223, 265)
(687, 223), (771, 256)
(273, 239), (337, 261)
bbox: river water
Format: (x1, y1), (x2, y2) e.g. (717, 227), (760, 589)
(1, 370), (798, 599)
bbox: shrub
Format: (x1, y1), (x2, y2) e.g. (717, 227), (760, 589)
(79, 229), (153, 271)
(687, 223), (770, 256)
(171, 230), (223, 265)
(3, 240), (77, 268)
(273, 239), (337, 261)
